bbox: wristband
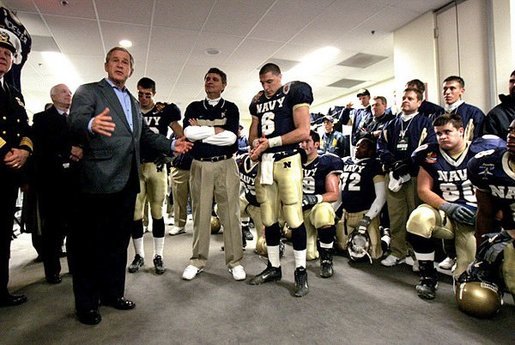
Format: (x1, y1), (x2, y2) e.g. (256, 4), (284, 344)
(316, 194), (323, 203)
(268, 136), (282, 148)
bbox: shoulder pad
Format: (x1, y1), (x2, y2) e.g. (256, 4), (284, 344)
(251, 91), (264, 104)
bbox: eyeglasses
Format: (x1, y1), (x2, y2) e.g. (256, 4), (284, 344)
(138, 92), (153, 99)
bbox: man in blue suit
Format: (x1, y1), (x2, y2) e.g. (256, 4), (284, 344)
(68, 47), (190, 325)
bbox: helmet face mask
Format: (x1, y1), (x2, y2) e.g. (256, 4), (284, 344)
(347, 228), (372, 264)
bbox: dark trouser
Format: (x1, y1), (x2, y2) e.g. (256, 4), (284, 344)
(39, 190), (65, 278)
(70, 186), (136, 311)
(0, 180), (18, 297)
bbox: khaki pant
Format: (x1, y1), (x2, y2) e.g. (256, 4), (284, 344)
(337, 210), (382, 259)
(385, 175), (419, 259)
(170, 167), (190, 228)
(189, 158), (242, 269)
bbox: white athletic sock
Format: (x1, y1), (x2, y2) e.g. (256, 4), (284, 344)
(268, 245), (281, 267)
(293, 249), (306, 269)
(414, 251), (435, 261)
(320, 241), (333, 249)
(134, 237), (144, 258)
(154, 237), (164, 257)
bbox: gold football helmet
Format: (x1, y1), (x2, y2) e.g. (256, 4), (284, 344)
(210, 216), (222, 234)
(455, 281), (503, 318)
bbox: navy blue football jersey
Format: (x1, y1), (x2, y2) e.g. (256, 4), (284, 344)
(413, 137), (505, 210)
(237, 153), (259, 207)
(340, 156), (383, 213)
(302, 153), (343, 210)
(468, 147), (515, 229)
(249, 81), (313, 153)
(141, 103), (181, 162)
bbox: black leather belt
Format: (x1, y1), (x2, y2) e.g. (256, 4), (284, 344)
(197, 154), (230, 162)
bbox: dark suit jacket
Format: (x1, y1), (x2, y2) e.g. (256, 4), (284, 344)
(68, 78), (171, 194)
(32, 106), (76, 185)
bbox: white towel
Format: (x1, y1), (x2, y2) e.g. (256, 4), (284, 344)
(260, 153), (275, 185)
(388, 171), (411, 192)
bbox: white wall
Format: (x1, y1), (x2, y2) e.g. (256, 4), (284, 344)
(393, 12), (440, 106)
(491, 0), (514, 98)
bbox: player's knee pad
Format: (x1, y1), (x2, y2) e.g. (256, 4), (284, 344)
(282, 203), (304, 229)
(309, 203), (336, 229)
(406, 205), (440, 239)
(291, 223), (307, 251)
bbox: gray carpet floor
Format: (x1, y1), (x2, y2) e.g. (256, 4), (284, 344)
(1, 221), (513, 345)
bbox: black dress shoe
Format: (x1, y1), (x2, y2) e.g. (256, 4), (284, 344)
(77, 309), (102, 325)
(46, 274), (62, 284)
(103, 297), (136, 310)
(0, 293), (28, 307)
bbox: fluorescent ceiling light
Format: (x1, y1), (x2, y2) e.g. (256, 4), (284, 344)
(119, 39), (133, 48)
(284, 46), (340, 81)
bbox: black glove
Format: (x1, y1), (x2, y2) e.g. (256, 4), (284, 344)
(154, 153), (173, 172)
(302, 194), (320, 207)
(477, 230), (513, 265)
(439, 202), (475, 225)
(391, 160), (410, 179)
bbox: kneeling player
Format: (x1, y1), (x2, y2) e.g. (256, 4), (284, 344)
(467, 119), (515, 300)
(338, 138), (386, 261)
(300, 131), (342, 277)
(407, 114), (503, 299)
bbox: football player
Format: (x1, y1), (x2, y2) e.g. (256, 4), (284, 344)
(467, 119), (515, 299)
(407, 114), (504, 300)
(248, 63), (312, 297)
(300, 130), (343, 277)
(338, 137), (386, 261)
(128, 77), (182, 275)
(236, 152), (265, 254)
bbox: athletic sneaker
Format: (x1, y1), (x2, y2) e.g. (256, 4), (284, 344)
(128, 254), (144, 273)
(438, 256), (456, 270)
(168, 226), (185, 236)
(182, 265), (202, 280)
(380, 254), (405, 267)
(229, 265), (246, 281)
(248, 262), (282, 285)
(294, 267), (309, 297)
(153, 255), (165, 275)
